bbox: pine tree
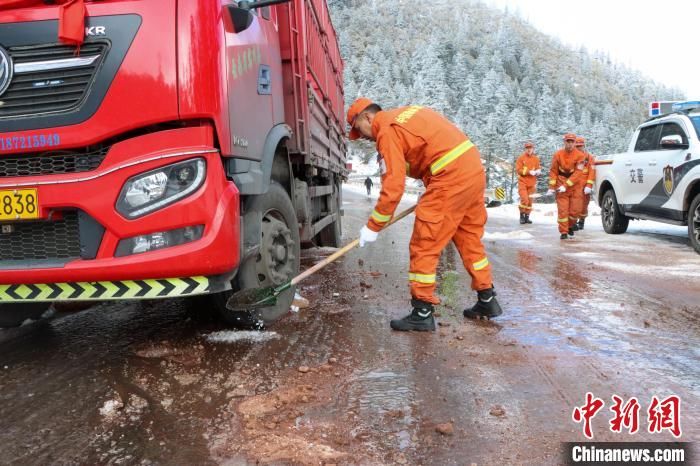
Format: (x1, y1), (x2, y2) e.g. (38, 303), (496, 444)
(410, 40), (451, 116)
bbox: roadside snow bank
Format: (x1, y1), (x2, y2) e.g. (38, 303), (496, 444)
(483, 231), (534, 241)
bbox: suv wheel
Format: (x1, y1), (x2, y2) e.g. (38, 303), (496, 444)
(601, 189), (629, 234)
(689, 192), (700, 254)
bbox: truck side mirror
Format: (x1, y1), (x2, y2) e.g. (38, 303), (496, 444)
(226, 5), (254, 33)
(227, 0), (292, 34)
(660, 135), (689, 150)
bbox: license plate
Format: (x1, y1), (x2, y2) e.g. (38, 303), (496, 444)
(0, 189), (39, 221)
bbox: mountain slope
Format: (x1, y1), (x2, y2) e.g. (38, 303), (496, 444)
(329, 0), (682, 194)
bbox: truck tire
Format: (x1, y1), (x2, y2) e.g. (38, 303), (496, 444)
(317, 180), (342, 247)
(213, 182), (300, 328)
(0, 302), (51, 328)
(601, 189), (629, 234)
(689, 192), (700, 254)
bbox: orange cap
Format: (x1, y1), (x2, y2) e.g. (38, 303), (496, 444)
(563, 133), (576, 142)
(524, 141), (534, 148)
(346, 97), (373, 140)
(575, 137), (585, 147)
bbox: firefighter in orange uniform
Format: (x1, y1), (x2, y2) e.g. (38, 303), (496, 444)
(547, 133), (585, 239)
(575, 137), (596, 230)
(346, 98), (503, 331)
(515, 141), (541, 224)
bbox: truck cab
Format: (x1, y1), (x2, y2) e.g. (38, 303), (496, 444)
(0, 0), (346, 327)
(595, 101), (700, 253)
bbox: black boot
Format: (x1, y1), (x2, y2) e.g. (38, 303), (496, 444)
(525, 213), (533, 224)
(577, 218), (585, 230)
(568, 227), (575, 237)
(519, 213), (527, 225)
(463, 288), (503, 320)
(390, 299), (436, 331)
(570, 223), (579, 232)
(560, 233), (568, 240)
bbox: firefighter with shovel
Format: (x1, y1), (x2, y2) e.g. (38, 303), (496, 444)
(347, 98), (503, 331)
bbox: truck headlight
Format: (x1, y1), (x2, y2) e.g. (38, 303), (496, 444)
(116, 159), (206, 218)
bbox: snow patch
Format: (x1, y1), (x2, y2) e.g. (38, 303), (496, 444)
(99, 396), (124, 419)
(562, 251), (602, 259)
(205, 330), (281, 344)
(347, 154), (379, 177)
(483, 230), (534, 240)
(594, 260), (700, 278)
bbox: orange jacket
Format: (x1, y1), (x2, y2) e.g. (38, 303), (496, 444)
(367, 105), (482, 232)
(0, 0), (85, 46)
(515, 152), (541, 187)
(548, 148), (585, 189)
(581, 152), (596, 187)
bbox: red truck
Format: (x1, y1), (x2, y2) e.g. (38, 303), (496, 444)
(0, 0), (347, 327)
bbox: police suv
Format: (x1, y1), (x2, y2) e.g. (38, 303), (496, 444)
(595, 101), (700, 253)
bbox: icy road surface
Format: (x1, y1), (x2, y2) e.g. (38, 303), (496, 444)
(0, 187), (697, 465)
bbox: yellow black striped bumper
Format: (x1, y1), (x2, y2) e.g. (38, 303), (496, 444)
(0, 276), (231, 302)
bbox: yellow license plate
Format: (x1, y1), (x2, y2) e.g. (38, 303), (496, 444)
(0, 189), (39, 221)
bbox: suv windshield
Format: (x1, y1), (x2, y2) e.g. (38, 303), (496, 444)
(691, 116), (700, 139)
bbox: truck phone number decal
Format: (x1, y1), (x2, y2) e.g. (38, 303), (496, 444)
(0, 133), (61, 152)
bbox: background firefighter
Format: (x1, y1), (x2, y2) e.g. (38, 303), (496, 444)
(364, 176), (373, 196)
(574, 137), (596, 230)
(346, 97), (503, 332)
(515, 141), (541, 224)
(547, 133), (585, 240)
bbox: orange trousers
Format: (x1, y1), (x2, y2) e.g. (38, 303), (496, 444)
(409, 157), (492, 304)
(555, 188), (582, 233)
(518, 180), (535, 214)
(580, 193), (591, 218)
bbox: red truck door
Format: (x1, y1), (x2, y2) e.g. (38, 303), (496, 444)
(224, 5), (273, 159)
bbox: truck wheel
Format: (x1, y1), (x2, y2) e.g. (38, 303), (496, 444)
(601, 189), (629, 234)
(214, 182), (300, 328)
(689, 193), (700, 254)
(317, 180), (342, 247)
(0, 302), (51, 328)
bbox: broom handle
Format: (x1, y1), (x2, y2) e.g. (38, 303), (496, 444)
(289, 204), (417, 286)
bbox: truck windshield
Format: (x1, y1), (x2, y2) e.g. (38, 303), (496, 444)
(691, 116), (700, 139)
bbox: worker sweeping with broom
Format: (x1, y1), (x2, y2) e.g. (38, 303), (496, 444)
(346, 98), (503, 331)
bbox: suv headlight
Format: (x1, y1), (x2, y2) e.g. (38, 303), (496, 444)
(116, 158), (206, 218)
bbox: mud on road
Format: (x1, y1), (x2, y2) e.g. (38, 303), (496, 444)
(0, 188), (698, 465)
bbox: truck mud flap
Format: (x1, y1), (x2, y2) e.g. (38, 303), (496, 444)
(0, 275), (232, 302)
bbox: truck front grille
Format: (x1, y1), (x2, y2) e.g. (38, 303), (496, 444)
(0, 211), (81, 261)
(0, 42), (108, 119)
(0, 146), (109, 178)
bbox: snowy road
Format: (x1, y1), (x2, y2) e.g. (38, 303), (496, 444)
(0, 186), (697, 465)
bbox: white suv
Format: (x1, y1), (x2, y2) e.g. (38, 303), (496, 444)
(595, 102), (700, 253)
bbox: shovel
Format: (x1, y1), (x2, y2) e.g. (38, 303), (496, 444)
(226, 204), (417, 311)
